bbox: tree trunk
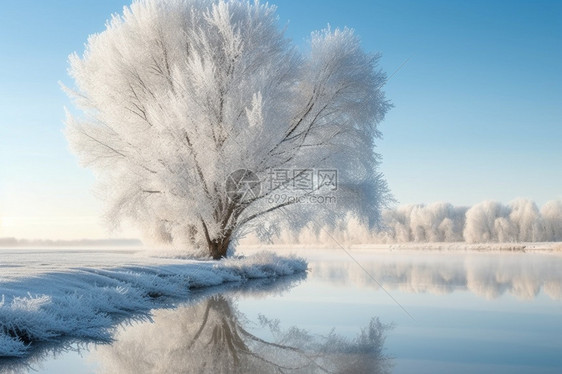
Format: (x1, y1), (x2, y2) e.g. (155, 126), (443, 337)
(208, 235), (231, 260)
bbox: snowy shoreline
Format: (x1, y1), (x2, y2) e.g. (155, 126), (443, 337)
(0, 252), (307, 358)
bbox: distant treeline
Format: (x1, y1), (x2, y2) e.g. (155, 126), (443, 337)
(248, 199), (562, 244)
(0, 238), (143, 248)
(379, 199), (562, 243)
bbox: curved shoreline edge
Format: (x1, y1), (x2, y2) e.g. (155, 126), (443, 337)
(0, 251), (308, 358)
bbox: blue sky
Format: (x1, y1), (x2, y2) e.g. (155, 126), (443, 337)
(0, 0), (560, 239)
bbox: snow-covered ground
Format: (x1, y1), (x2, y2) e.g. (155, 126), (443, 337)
(0, 249), (307, 358)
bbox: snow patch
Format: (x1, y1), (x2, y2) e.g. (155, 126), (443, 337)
(0, 252), (307, 358)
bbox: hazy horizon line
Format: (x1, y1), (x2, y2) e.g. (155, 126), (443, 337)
(0, 237), (143, 248)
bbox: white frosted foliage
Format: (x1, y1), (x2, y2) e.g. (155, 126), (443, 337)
(64, 0), (391, 258)
(241, 199), (562, 245)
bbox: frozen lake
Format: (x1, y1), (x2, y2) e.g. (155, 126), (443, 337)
(1, 248), (561, 373)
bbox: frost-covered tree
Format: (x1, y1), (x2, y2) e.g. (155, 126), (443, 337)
(508, 198), (543, 242)
(463, 201), (512, 243)
(371, 203), (466, 243)
(64, 0), (391, 259)
(541, 200), (562, 242)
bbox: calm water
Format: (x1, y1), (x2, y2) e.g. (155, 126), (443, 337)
(2, 250), (561, 373)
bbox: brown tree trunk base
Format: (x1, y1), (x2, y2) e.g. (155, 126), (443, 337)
(209, 237), (230, 260)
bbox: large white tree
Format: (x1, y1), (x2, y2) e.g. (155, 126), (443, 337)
(65, 0), (391, 259)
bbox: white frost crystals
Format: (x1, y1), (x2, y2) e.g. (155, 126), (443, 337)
(63, 0), (391, 258)
(0, 252), (307, 358)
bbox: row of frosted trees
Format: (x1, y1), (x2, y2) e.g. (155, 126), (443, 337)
(381, 199), (562, 243)
(248, 199), (562, 244)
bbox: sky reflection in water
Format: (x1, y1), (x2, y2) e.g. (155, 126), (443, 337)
(237, 251), (562, 374)
(2, 251), (561, 373)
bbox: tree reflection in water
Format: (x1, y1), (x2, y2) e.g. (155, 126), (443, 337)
(94, 293), (392, 374)
(0, 274), (392, 373)
(312, 253), (562, 300)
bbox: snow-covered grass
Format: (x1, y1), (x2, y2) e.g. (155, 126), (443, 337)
(0, 250), (307, 358)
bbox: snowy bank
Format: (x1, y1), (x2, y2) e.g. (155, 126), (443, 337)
(0, 251), (307, 358)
